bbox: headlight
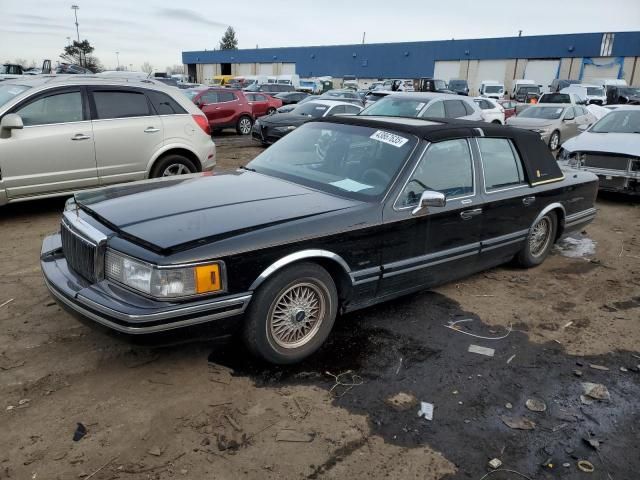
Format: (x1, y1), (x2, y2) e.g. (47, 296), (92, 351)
(105, 250), (223, 299)
(274, 125), (297, 132)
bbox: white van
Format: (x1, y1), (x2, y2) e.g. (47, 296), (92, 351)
(276, 74), (300, 89)
(479, 81), (505, 99)
(511, 79), (536, 98)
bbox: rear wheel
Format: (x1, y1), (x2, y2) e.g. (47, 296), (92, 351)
(517, 212), (557, 267)
(236, 115), (253, 135)
(266, 107), (276, 115)
(150, 154), (197, 178)
(491, 119), (502, 124)
(548, 130), (560, 151)
(243, 262), (338, 364)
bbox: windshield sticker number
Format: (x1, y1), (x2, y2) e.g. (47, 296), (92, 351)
(370, 130), (409, 148)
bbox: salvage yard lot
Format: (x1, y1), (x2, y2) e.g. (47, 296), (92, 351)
(1, 135), (639, 480)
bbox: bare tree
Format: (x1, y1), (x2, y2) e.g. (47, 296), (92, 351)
(141, 62), (154, 74)
(165, 64), (184, 75)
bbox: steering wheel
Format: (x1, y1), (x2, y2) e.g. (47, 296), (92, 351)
(362, 168), (391, 186)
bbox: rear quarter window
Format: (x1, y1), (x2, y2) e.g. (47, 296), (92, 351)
(146, 90), (187, 115)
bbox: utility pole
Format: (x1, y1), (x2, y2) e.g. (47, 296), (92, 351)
(518, 30), (522, 37)
(116, 51), (120, 70)
(71, 5), (82, 66)
(362, 32), (366, 44)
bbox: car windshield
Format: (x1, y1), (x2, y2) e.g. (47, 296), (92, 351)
(360, 97), (427, 117)
(292, 102), (330, 117)
(322, 91), (352, 99)
(449, 81), (466, 88)
(484, 85), (502, 93)
(540, 93), (570, 103)
(0, 84), (30, 108)
(519, 106), (566, 119)
(244, 84), (260, 92)
(586, 87), (604, 96)
(247, 122), (417, 200)
(212, 79), (223, 85)
(518, 86), (539, 93)
(590, 110), (640, 134)
(300, 81), (314, 87)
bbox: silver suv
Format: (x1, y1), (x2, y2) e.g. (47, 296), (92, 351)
(0, 76), (215, 205)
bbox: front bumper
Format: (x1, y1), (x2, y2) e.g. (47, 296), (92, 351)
(41, 233), (251, 334)
(251, 123), (288, 145)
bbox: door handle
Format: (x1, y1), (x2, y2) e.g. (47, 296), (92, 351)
(522, 196), (536, 206)
(215, 107), (221, 110)
(460, 208), (482, 220)
(71, 134), (91, 141)
(144, 127), (160, 133)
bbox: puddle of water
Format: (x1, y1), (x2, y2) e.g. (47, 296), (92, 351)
(208, 291), (640, 479)
(555, 235), (597, 259)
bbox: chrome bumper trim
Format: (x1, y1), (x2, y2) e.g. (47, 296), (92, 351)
(44, 277), (251, 334)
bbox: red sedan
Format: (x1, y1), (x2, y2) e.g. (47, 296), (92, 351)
(245, 92), (283, 118)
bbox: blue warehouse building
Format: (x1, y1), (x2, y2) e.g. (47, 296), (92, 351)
(183, 31), (640, 94)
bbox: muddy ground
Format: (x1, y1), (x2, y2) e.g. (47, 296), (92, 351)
(1, 134), (639, 480)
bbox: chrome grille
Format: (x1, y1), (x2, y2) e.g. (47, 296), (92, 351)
(583, 153), (630, 171)
(61, 220), (98, 282)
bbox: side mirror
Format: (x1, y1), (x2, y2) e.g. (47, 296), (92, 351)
(412, 190), (446, 216)
(0, 114), (23, 137)
(578, 124), (589, 131)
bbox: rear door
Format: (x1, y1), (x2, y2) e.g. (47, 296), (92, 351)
(89, 87), (164, 184)
(216, 91), (240, 125)
(0, 86), (97, 199)
(475, 137), (538, 269)
(247, 93), (268, 117)
(443, 99), (468, 119)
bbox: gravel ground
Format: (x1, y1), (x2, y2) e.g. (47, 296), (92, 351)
(1, 134), (639, 480)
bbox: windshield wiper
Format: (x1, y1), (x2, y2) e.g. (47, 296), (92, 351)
(239, 166), (256, 172)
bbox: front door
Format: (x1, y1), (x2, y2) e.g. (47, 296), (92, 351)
(379, 138), (482, 296)
(561, 107), (578, 139)
(89, 87), (164, 184)
(474, 137), (539, 269)
(0, 87), (97, 199)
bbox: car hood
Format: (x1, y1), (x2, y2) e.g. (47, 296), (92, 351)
(259, 112), (313, 126)
(562, 131), (640, 156)
(506, 117), (556, 129)
(74, 171), (361, 252)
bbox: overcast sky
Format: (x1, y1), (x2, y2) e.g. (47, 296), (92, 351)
(2, 0), (639, 71)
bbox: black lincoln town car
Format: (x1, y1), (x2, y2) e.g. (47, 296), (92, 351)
(41, 116), (598, 364)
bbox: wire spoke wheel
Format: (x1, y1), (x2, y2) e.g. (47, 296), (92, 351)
(529, 217), (552, 257)
(162, 163), (190, 176)
(268, 282), (326, 349)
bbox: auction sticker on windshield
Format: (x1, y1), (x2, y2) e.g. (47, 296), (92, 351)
(370, 130), (409, 147)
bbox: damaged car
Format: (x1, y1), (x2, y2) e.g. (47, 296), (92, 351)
(558, 106), (640, 195)
(41, 116), (598, 364)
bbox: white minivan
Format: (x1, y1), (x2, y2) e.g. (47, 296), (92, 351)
(0, 76), (216, 205)
(479, 81), (505, 99)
